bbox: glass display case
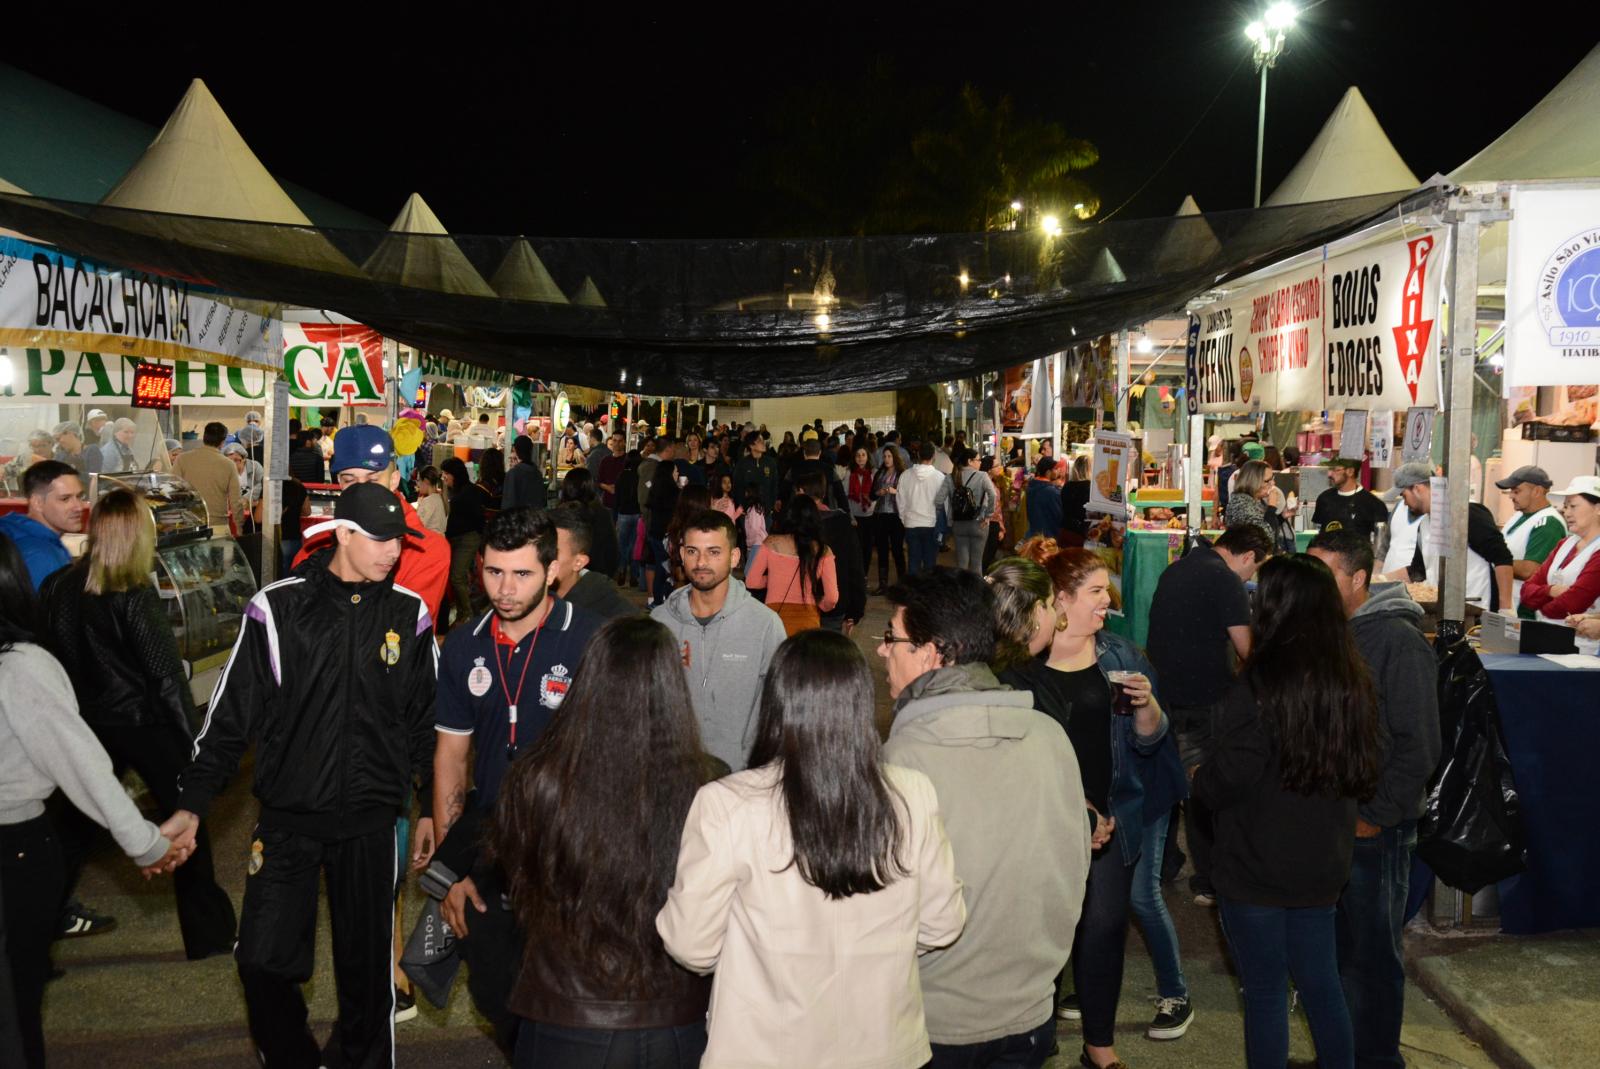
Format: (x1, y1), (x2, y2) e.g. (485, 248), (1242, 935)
(93, 471), (211, 540)
(155, 535), (257, 668)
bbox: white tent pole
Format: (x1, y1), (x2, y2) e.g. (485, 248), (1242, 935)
(1116, 331), (1132, 433)
(1187, 413), (1206, 534)
(1052, 352), (1065, 458)
(260, 373), (287, 585)
(1438, 192), (1503, 627)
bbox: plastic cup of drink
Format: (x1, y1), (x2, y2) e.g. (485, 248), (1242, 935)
(1106, 670), (1139, 716)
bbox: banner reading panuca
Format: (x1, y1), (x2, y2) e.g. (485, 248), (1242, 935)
(1186, 231), (1443, 414)
(0, 324), (387, 407)
(0, 237), (281, 371)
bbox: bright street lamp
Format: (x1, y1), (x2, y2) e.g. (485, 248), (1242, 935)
(1041, 214), (1063, 238)
(1246, 2), (1296, 207)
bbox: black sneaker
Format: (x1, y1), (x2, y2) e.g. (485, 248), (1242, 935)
(57, 900), (116, 939)
(394, 985), (418, 1023)
(1147, 995), (1193, 1040)
(1057, 993), (1082, 1020)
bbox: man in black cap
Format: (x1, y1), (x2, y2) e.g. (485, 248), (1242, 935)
(1495, 465), (1567, 617)
(172, 482), (438, 1068)
(1311, 457), (1389, 541)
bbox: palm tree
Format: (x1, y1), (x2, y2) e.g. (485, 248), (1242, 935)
(875, 85), (1100, 234)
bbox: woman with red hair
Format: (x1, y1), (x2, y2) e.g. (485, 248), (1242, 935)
(989, 538), (1187, 1067)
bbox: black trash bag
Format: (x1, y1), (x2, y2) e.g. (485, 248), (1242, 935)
(1416, 639), (1526, 893)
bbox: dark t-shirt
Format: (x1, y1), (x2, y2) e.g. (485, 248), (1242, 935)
(1408, 501), (1514, 611)
(1312, 487), (1388, 539)
(1000, 657), (1113, 810)
(435, 598), (602, 807)
(1145, 540), (1251, 708)
(280, 479), (308, 536)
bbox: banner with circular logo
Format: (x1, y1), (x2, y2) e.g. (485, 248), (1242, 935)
(1506, 186), (1600, 388)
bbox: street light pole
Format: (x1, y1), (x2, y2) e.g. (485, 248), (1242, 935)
(1246, 2), (1297, 209)
(1254, 63), (1270, 208)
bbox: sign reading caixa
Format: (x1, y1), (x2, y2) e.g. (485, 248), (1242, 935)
(1185, 230), (1443, 414)
(1, 325), (388, 407)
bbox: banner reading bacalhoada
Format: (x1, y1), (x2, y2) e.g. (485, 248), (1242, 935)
(2, 324), (388, 407)
(1186, 230), (1443, 413)
(1505, 186), (1600, 389)
(416, 351), (512, 389)
(0, 236), (281, 370)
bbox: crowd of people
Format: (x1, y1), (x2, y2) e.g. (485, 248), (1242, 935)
(1, 404), (1574, 1069)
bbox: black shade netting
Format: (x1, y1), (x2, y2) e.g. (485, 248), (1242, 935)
(0, 189), (1434, 398)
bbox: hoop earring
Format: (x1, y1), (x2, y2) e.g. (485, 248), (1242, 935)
(1054, 614), (1071, 632)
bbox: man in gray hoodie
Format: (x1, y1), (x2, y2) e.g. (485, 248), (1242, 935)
(651, 509), (786, 771)
(1310, 529), (1441, 1069)
(879, 569), (1090, 1067)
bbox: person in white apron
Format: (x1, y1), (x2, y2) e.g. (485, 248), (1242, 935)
(1382, 462), (1514, 611)
(1494, 465), (1567, 617)
(1380, 500), (1424, 576)
(1519, 476), (1600, 621)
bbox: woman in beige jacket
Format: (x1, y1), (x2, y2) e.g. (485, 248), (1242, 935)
(657, 630), (967, 1069)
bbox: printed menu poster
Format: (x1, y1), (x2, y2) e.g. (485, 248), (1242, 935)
(1088, 430), (1134, 519)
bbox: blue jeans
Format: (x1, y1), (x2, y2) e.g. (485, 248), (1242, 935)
(1219, 897), (1353, 1069)
(926, 1017), (1056, 1069)
(906, 526), (939, 575)
(1072, 842), (1136, 1048)
(1130, 811), (1188, 1000)
(1337, 822), (1416, 1069)
(935, 504), (950, 544)
(615, 513), (641, 581)
(514, 1018), (706, 1069)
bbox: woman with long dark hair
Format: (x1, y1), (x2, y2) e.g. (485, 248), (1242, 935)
(993, 539), (1181, 1068)
(477, 447), (507, 501)
(1193, 554), (1379, 1069)
(491, 617), (722, 1068)
(440, 456), (485, 629)
(665, 484), (713, 589)
(744, 493), (838, 634)
(40, 490), (237, 961)
(615, 449), (644, 588)
(658, 630), (965, 1069)
(847, 445), (876, 577)
(560, 467), (619, 579)
(871, 445), (908, 594)
(1, 532), (189, 1067)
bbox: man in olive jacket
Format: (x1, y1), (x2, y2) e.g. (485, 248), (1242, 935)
(879, 569), (1090, 1065)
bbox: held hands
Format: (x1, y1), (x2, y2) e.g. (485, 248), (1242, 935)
(441, 876), (488, 937)
(1565, 614), (1600, 640)
(1087, 803), (1116, 851)
(411, 817), (436, 872)
(1118, 672), (1154, 708)
(1550, 584), (1572, 599)
(143, 810), (200, 879)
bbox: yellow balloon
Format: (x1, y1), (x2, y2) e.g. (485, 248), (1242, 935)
(391, 418), (425, 457)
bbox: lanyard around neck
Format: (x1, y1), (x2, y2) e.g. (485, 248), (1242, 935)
(492, 613), (546, 756)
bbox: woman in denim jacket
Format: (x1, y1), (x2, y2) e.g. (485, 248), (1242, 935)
(990, 541), (1175, 1069)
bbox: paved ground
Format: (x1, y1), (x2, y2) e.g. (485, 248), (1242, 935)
(38, 552), (1533, 1066)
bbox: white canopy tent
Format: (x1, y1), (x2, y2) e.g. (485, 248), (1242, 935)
(1265, 86), (1419, 206)
(362, 192), (497, 297)
(491, 239), (570, 303)
(98, 79), (356, 276)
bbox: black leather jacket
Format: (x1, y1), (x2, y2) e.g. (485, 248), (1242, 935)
(42, 563), (196, 735)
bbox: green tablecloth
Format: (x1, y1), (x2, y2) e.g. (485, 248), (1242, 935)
(1107, 527), (1314, 648)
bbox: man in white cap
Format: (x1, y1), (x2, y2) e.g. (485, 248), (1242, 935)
(1382, 461), (1514, 612)
(84, 409), (111, 447)
(1494, 465), (1566, 617)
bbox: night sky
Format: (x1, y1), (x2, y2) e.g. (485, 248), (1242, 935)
(7, 3), (1592, 237)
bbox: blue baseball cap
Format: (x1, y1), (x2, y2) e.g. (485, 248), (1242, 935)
(330, 425), (394, 474)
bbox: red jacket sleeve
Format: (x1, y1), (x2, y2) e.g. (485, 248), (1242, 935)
(398, 529), (452, 622)
(1523, 541), (1600, 619)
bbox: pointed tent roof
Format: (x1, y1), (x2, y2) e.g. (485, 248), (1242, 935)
(98, 79), (356, 275)
(1264, 87), (1419, 206)
(572, 276), (608, 308)
(362, 193), (496, 297)
(1084, 247), (1127, 286)
(1452, 43), (1600, 183)
(1151, 194), (1222, 275)
(491, 239), (569, 303)
(0, 175), (27, 195)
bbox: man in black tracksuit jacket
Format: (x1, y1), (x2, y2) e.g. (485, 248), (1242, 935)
(176, 484), (437, 1068)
